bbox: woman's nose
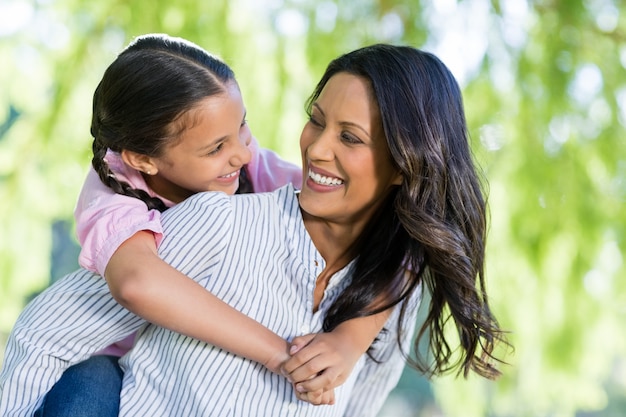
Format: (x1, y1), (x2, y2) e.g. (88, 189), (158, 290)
(306, 129), (334, 161)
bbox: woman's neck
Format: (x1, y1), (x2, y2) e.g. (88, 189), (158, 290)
(302, 212), (360, 270)
(302, 211), (365, 312)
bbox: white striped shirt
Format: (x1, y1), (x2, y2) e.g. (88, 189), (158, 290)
(0, 184), (419, 416)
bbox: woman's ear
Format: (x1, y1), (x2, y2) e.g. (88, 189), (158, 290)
(120, 150), (158, 175)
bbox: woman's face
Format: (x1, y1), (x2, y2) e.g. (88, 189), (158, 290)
(146, 81), (252, 203)
(298, 72), (402, 226)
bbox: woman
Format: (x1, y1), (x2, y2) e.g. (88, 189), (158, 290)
(0, 44), (505, 417)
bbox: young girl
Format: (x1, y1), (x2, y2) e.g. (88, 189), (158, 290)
(33, 34), (388, 415)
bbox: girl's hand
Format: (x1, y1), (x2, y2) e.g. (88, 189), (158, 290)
(263, 346), (291, 375)
(294, 385), (335, 406)
(282, 331), (361, 395)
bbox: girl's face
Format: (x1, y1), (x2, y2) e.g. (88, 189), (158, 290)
(146, 81), (252, 203)
(298, 72), (402, 227)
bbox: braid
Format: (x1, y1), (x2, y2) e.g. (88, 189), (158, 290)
(88, 34), (240, 212)
(91, 138), (168, 212)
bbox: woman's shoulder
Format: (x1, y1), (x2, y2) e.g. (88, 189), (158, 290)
(231, 184), (301, 230)
(232, 183), (298, 209)
(164, 185), (299, 236)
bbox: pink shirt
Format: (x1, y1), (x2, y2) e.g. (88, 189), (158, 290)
(74, 136), (302, 356)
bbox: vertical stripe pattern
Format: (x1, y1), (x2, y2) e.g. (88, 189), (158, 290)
(0, 184), (420, 417)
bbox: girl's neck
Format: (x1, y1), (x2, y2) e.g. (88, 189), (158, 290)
(143, 173), (189, 204)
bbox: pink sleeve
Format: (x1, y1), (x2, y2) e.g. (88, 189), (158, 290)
(74, 167), (165, 276)
(246, 136), (303, 192)
(95, 333), (136, 357)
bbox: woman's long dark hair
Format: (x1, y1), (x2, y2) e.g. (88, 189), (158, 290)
(90, 33), (252, 211)
(313, 44), (506, 379)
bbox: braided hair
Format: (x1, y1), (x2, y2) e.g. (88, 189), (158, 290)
(90, 34), (252, 211)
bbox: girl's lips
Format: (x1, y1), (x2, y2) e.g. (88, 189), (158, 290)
(216, 169), (240, 183)
(220, 170), (238, 178)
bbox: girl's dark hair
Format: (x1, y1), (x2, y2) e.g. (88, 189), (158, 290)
(311, 44), (507, 379)
(90, 33), (252, 211)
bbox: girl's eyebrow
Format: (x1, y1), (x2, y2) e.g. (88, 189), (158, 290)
(312, 102), (371, 139)
(196, 136), (226, 153)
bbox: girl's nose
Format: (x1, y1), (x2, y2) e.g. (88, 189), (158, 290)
(232, 128), (252, 166)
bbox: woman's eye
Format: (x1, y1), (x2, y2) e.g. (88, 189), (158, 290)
(308, 115), (323, 127)
(341, 132), (363, 144)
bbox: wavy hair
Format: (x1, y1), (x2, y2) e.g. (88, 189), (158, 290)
(312, 44), (507, 379)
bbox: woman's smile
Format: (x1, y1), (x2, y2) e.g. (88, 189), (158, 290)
(307, 166), (345, 188)
(298, 72), (402, 225)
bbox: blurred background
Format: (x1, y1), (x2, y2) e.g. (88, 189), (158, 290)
(1, 0), (625, 416)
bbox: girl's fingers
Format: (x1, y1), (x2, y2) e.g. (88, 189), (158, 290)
(296, 388), (335, 405)
(294, 367), (342, 393)
(289, 333), (316, 355)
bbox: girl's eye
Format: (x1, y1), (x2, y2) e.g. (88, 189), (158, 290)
(240, 119), (248, 128)
(207, 143), (224, 156)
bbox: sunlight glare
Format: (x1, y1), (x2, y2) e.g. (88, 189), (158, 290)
(380, 12), (403, 40)
(315, 2), (337, 32)
(586, 0), (620, 32)
(424, 0), (490, 86)
(0, 1), (33, 36)
(569, 64), (603, 105)
(617, 87), (626, 127)
(275, 9), (308, 36)
(501, 0), (530, 49)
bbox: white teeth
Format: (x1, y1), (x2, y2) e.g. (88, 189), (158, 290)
(221, 171), (237, 178)
(308, 170), (344, 186)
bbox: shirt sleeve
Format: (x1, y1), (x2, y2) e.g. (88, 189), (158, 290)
(0, 269), (144, 416)
(343, 288), (422, 417)
(74, 167), (165, 276)
(246, 136), (303, 192)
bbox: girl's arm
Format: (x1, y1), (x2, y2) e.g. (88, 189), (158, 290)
(76, 161), (294, 370)
(75, 164), (292, 372)
(76, 161), (332, 404)
(105, 230), (290, 374)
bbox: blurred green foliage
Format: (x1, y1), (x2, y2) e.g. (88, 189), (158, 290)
(1, 0), (625, 416)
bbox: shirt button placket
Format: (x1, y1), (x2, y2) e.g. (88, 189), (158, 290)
(283, 402), (298, 414)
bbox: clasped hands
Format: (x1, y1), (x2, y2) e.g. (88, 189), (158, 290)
(265, 332), (362, 406)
